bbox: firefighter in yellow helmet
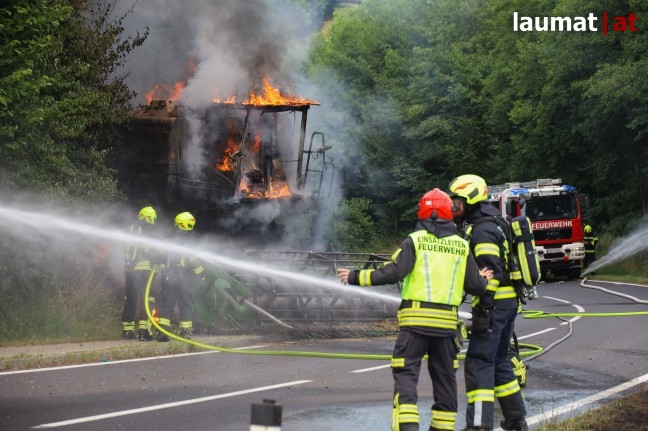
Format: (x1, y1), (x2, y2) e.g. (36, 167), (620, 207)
(337, 188), (492, 431)
(156, 212), (205, 342)
(122, 206), (160, 341)
(448, 174), (528, 431)
(583, 224), (599, 270)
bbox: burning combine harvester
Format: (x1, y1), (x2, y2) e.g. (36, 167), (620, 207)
(118, 80), (400, 332)
(119, 79), (332, 241)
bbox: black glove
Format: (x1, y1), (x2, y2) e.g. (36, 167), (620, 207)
(479, 293), (495, 310)
(471, 305), (492, 335)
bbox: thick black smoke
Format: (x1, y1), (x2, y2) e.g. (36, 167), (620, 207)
(117, 0), (320, 107)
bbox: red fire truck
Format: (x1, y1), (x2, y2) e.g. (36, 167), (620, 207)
(488, 178), (590, 280)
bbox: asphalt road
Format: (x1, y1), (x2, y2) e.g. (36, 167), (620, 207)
(1, 278), (647, 431)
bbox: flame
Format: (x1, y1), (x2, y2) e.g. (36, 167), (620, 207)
(245, 77), (315, 106)
(212, 77), (318, 107)
(213, 95), (237, 104)
(145, 81), (185, 105)
(239, 179), (292, 199)
(268, 181), (291, 198)
(216, 122), (242, 172)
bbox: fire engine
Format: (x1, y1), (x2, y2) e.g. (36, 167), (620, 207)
(488, 178), (590, 280)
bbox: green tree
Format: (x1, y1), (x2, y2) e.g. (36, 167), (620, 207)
(0, 0), (148, 343)
(0, 0), (147, 205)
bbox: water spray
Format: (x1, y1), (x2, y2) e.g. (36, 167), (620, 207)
(581, 221), (648, 276)
(0, 205), (400, 306)
(0, 203), (545, 359)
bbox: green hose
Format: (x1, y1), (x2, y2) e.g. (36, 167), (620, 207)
(145, 267), (544, 359)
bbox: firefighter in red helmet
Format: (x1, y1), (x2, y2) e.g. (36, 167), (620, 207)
(337, 188), (492, 431)
(156, 212), (204, 342)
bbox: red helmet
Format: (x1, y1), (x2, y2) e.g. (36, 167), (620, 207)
(418, 188), (454, 220)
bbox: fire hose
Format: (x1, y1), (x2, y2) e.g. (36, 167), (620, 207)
(144, 266), (544, 360)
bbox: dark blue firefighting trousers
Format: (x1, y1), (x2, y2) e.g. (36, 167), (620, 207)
(464, 306), (526, 428)
(391, 329), (458, 431)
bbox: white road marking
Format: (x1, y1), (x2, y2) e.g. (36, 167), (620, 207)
(352, 364), (391, 373)
(542, 295), (570, 304)
(31, 380), (312, 429)
(516, 327), (555, 339)
(524, 373), (648, 428)
(542, 296), (583, 324)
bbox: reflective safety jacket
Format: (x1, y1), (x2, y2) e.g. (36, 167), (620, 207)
(347, 219), (487, 335)
(124, 222), (157, 271)
(164, 232), (204, 277)
(464, 203), (518, 309)
(584, 232), (599, 253)
(166, 252), (204, 276)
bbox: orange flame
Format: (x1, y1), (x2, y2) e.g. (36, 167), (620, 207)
(239, 180), (292, 199)
(245, 77), (316, 106)
(212, 77), (318, 107)
(216, 122), (242, 172)
(145, 81), (185, 105)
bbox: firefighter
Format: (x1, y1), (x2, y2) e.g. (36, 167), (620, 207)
(448, 174), (528, 431)
(337, 188), (492, 431)
(122, 206), (159, 341)
(583, 224), (599, 270)
(156, 212), (204, 342)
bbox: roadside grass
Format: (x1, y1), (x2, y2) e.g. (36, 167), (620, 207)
(0, 340), (198, 371)
(536, 385), (648, 431)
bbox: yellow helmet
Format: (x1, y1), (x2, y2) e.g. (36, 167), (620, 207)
(584, 225), (592, 234)
(448, 174), (489, 205)
(138, 206), (157, 224)
(175, 212), (196, 231)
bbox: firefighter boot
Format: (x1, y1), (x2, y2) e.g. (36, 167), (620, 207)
(179, 328), (193, 340)
(460, 427), (492, 431)
(500, 419), (528, 431)
(122, 330), (137, 340)
(156, 333), (170, 342)
(138, 329), (154, 341)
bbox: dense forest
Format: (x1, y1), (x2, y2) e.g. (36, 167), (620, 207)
(306, 0), (647, 248)
(1, 0), (647, 241)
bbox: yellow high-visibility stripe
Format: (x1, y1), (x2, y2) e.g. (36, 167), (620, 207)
(397, 403), (419, 424)
(495, 379), (521, 398)
(397, 307), (458, 330)
(474, 243), (500, 257)
(431, 409), (457, 430)
(358, 269), (374, 286)
(391, 357), (405, 368)
(494, 285), (518, 299)
(467, 389), (494, 403)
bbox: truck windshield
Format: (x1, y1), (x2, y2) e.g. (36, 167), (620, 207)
(522, 194), (577, 221)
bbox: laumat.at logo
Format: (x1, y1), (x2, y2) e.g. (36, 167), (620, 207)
(513, 12), (638, 35)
